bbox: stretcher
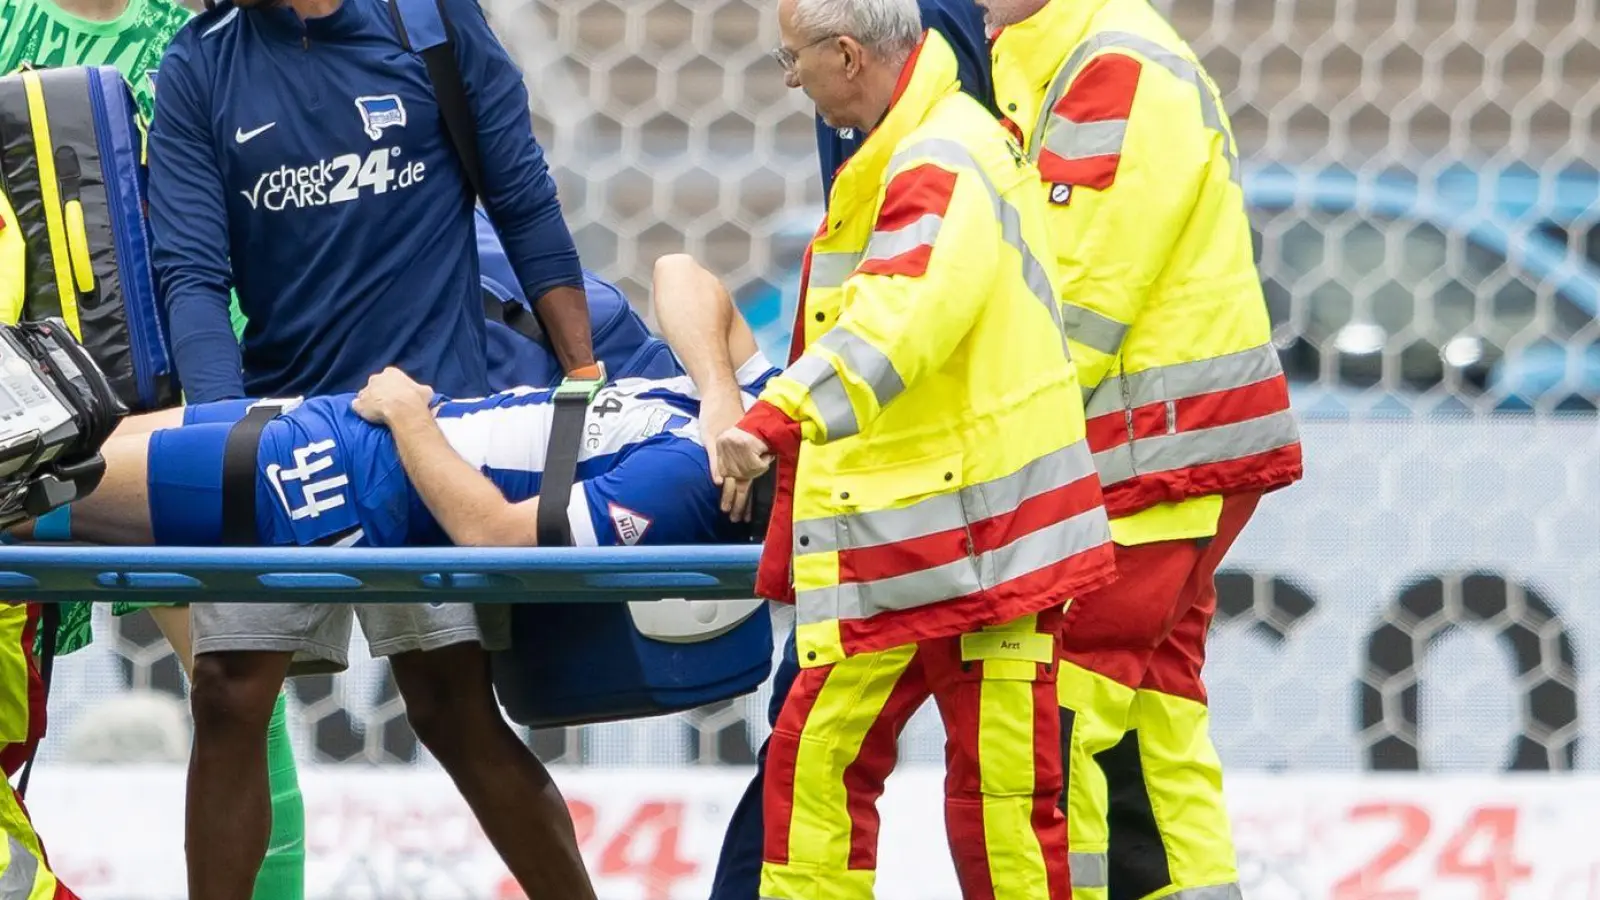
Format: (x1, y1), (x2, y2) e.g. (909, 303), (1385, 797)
(0, 544), (762, 604)
(0, 544), (771, 727)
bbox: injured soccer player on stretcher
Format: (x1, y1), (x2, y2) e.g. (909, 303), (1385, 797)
(5, 254), (777, 552)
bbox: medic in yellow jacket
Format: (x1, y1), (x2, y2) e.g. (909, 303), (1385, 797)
(0, 192), (79, 900)
(733, 39), (1116, 671)
(984, 0), (1304, 897)
(717, 23), (1115, 900)
(0, 603), (80, 900)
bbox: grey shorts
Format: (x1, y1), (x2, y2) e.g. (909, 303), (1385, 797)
(191, 601), (513, 675)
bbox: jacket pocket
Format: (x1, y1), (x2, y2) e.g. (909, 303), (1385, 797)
(823, 450), (965, 514)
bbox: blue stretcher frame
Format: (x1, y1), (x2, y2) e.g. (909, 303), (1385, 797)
(0, 545), (764, 605)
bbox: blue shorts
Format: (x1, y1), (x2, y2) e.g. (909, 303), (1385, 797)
(146, 397), (394, 547)
(146, 399), (257, 546)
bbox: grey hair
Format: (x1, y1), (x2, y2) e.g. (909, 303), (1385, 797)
(792, 0), (923, 62)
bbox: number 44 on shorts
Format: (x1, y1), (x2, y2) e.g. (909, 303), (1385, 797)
(1333, 804), (1533, 900)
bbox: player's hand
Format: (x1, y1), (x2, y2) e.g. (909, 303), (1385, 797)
(352, 367), (433, 425)
(715, 427), (772, 483)
(720, 474), (755, 523)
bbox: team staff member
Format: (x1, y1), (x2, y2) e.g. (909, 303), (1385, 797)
(699, 1), (994, 896)
(978, 0), (1304, 896)
(145, 0), (599, 895)
(713, 0), (1118, 895)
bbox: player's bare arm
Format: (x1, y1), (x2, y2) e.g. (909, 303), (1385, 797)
(651, 253), (764, 520)
(352, 367), (542, 547)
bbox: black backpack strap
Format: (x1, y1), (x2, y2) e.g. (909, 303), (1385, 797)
(386, 0), (607, 546)
(482, 289), (545, 344)
(221, 402), (291, 545)
(390, 0), (568, 355)
(387, 0), (485, 202)
(15, 602), (60, 799)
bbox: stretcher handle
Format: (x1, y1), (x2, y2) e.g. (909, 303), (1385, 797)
(0, 545), (764, 605)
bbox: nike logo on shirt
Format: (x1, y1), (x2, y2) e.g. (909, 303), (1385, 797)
(235, 122), (276, 143)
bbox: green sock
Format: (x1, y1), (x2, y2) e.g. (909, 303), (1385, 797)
(252, 691), (306, 900)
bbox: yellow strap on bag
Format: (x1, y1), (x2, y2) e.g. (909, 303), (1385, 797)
(0, 189), (23, 326)
(20, 70), (85, 338)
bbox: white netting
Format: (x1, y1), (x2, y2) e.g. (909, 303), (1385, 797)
(38, 0), (1600, 779)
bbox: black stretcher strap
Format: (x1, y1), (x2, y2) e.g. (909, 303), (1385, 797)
(536, 390), (591, 547)
(221, 404), (285, 546)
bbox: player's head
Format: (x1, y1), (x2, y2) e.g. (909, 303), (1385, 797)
(972, 0), (1049, 29)
(775, 0), (923, 132)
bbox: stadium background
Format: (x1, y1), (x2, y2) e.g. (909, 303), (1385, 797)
(21, 0), (1600, 897)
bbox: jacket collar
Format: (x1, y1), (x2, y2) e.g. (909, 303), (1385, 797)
(824, 29), (962, 216)
(993, 0), (1113, 92)
(251, 0), (368, 44)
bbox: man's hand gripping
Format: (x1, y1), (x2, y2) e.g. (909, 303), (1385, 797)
(352, 367), (435, 426)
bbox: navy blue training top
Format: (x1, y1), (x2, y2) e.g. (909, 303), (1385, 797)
(147, 0), (582, 401)
(816, 0), (996, 202)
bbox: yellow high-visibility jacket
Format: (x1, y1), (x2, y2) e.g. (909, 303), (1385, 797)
(738, 31), (1117, 667)
(992, 0), (1303, 545)
(0, 189), (22, 324)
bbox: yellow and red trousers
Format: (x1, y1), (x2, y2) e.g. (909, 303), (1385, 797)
(1057, 493), (1261, 900)
(761, 607), (1070, 900)
(0, 603), (78, 900)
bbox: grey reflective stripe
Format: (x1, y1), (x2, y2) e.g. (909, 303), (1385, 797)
(1167, 884), (1244, 900)
(798, 505), (1109, 624)
(1034, 31), (1241, 185)
(793, 442), (1097, 555)
(785, 352), (859, 441)
(1062, 303), (1130, 356)
(1093, 409), (1299, 486)
(797, 505), (1109, 624)
(1070, 851), (1109, 888)
(1044, 118), (1128, 161)
(809, 251), (861, 289)
(1084, 342), (1285, 419)
(887, 138), (1067, 346)
(860, 212), (944, 269)
(0, 836), (39, 900)
(815, 327), (906, 412)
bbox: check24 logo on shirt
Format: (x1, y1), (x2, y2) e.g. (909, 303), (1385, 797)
(237, 94), (427, 212)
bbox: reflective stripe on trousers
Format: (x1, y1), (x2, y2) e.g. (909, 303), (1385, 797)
(760, 609), (1070, 900)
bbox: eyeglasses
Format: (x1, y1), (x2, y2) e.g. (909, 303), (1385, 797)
(770, 34), (837, 74)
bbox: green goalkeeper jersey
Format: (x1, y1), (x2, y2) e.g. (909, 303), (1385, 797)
(0, 0), (193, 123)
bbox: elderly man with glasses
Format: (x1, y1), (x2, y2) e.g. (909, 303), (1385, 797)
(700, 2), (996, 899)
(706, 0), (1118, 897)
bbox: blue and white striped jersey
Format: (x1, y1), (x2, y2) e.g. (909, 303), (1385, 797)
(253, 353), (780, 548)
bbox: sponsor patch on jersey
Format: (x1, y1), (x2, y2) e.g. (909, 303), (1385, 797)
(608, 503), (652, 545)
(1049, 183), (1073, 206)
(355, 94), (407, 141)
(240, 148), (426, 212)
